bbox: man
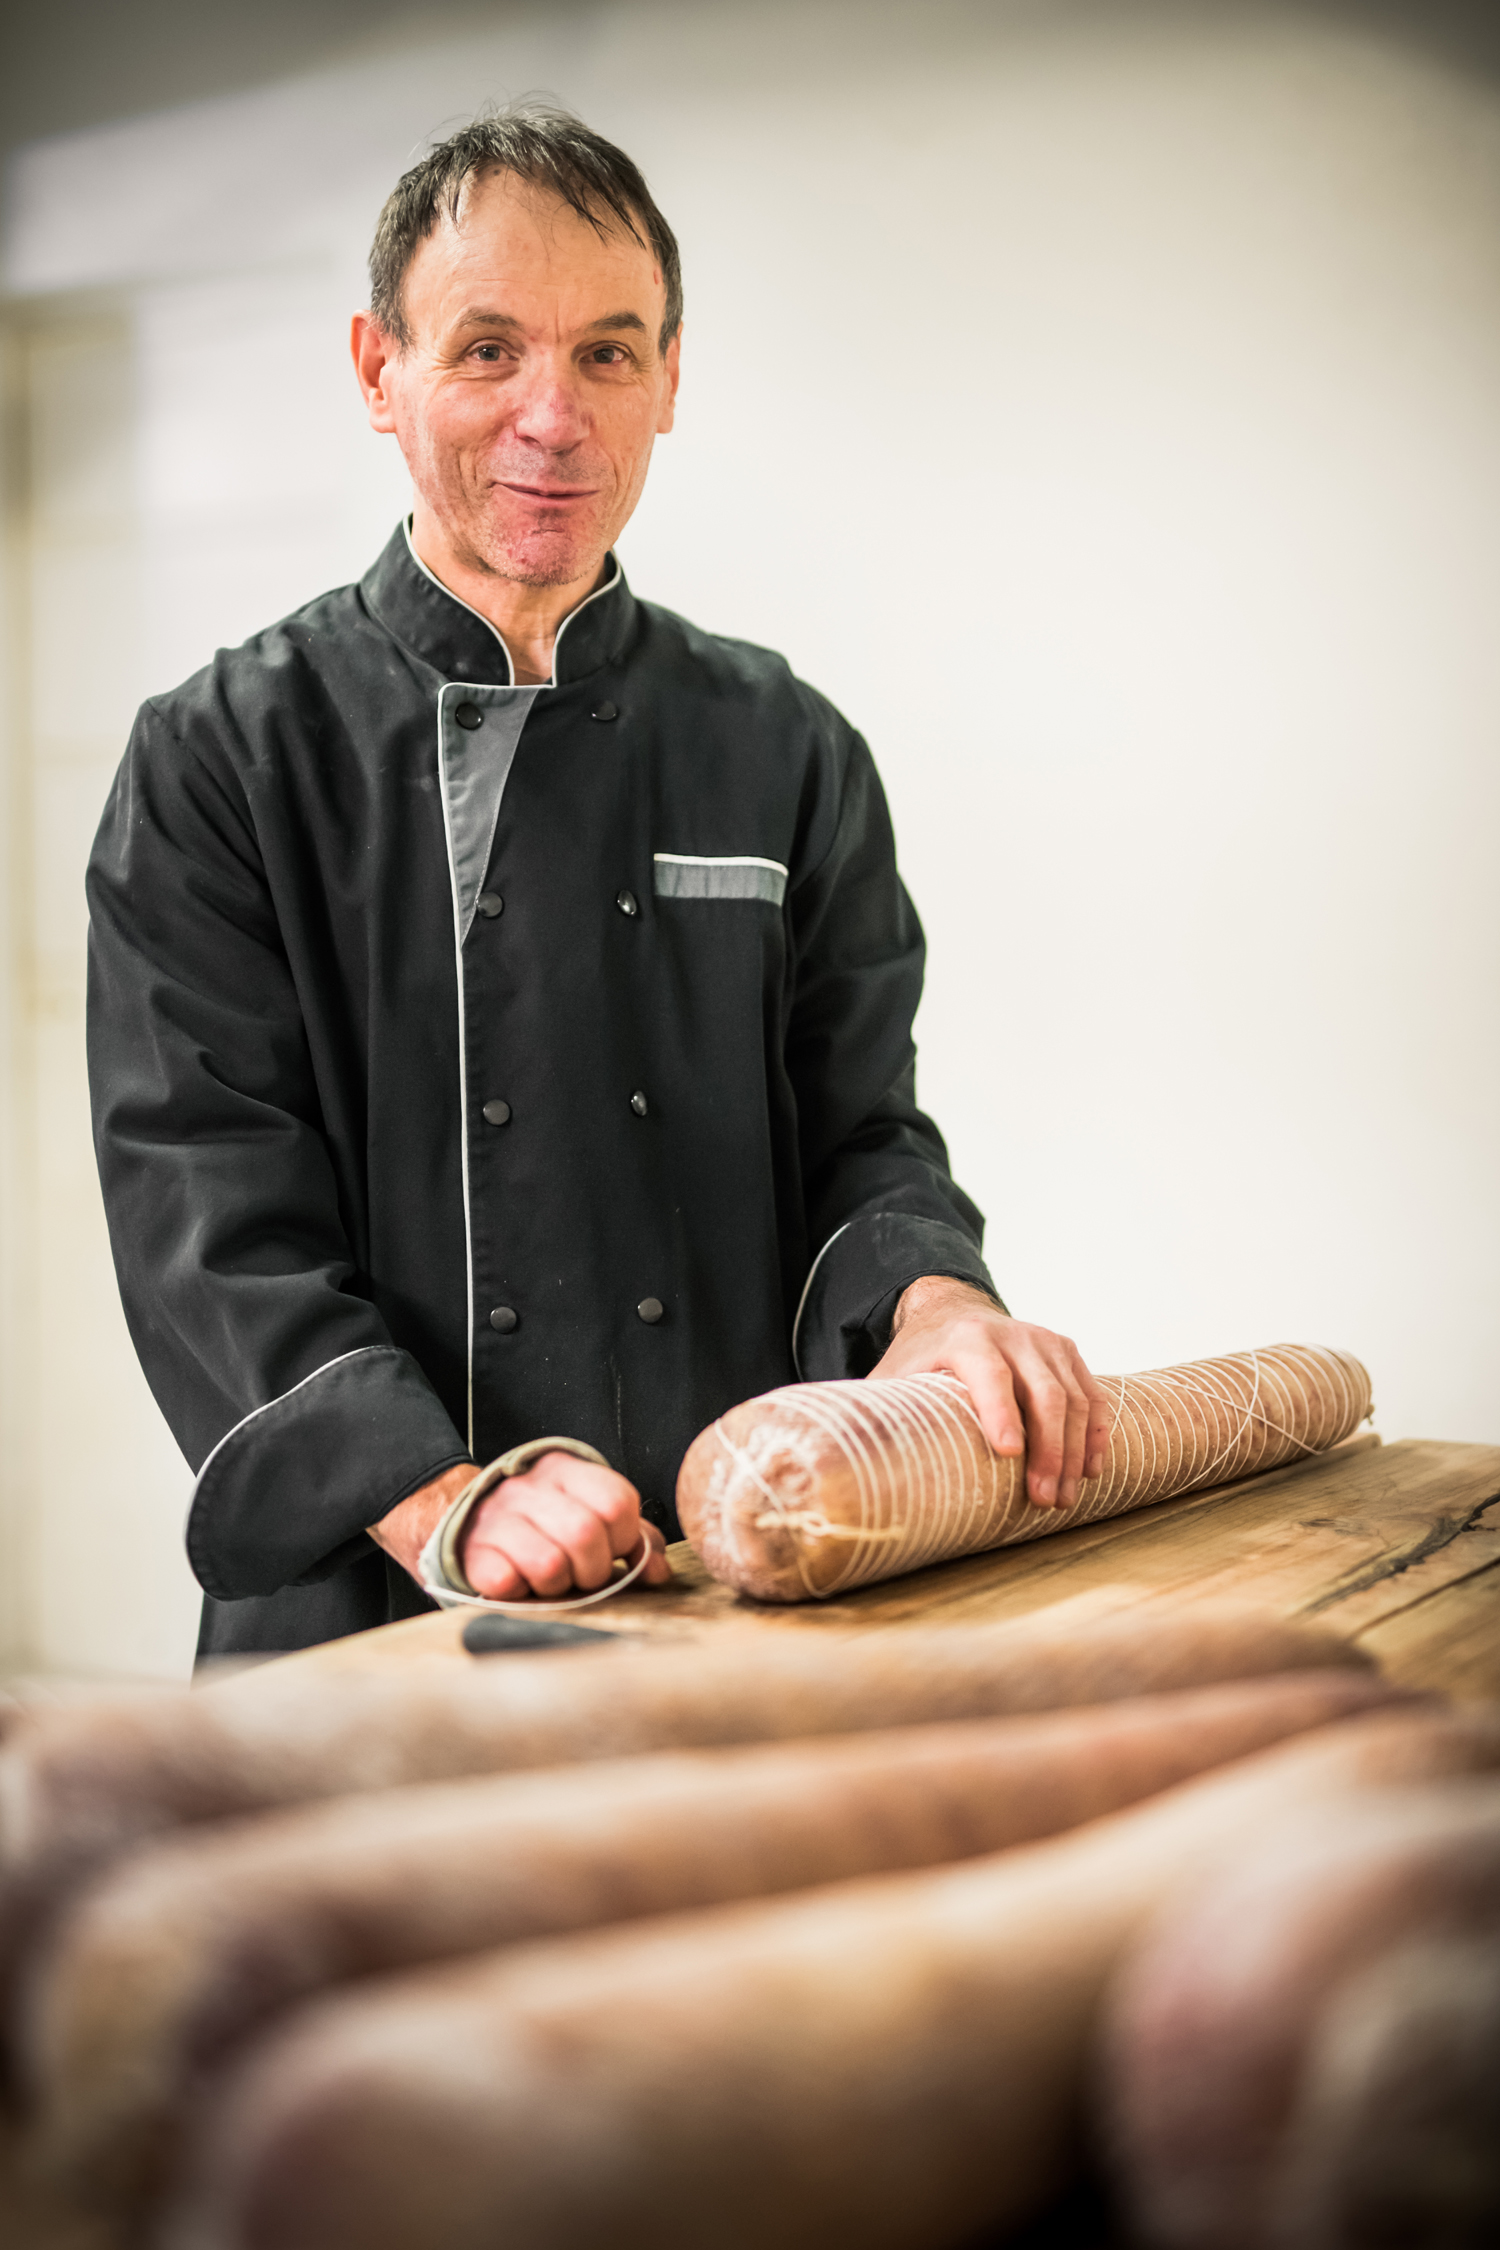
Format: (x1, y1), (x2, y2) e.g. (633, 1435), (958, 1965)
(88, 108), (1108, 1659)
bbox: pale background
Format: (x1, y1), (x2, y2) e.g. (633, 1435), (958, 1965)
(2, 0), (1497, 1679)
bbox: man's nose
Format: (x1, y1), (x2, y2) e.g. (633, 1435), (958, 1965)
(510, 359), (590, 451)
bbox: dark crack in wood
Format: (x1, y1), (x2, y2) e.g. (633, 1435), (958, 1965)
(1303, 1489), (1500, 1613)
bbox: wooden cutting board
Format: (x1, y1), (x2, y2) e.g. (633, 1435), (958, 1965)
(263, 1435), (1500, 1704)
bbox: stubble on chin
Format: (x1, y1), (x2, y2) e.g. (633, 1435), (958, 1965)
(456, 511), (606, 592)
(496, 548), (592, 589)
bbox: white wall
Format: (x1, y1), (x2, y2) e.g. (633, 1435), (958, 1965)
(4, 0), (1499, 1675)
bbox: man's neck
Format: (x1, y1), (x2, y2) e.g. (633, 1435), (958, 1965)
(410, 511), (608, 687)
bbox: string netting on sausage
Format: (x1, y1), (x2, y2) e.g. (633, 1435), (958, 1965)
(701, 1344), (1371, 1600)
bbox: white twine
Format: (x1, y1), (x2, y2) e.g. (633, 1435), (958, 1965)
(707, 1344), (1371, 1600)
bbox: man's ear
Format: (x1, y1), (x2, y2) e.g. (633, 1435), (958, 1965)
(657, 326), (682, 436)
(351, 312), (401, 434)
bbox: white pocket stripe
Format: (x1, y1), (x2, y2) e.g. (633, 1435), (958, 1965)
(653, 854), (789, 874)
(653, 854), (788, 905)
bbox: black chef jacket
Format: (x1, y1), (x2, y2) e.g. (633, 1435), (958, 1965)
(87, 523), (998, 1659)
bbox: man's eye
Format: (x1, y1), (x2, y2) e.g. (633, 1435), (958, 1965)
(472, 344), (506, 363)
(591, 346), (629, 365)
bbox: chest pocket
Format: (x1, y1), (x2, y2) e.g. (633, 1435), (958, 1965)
(653, 853), (788, 906)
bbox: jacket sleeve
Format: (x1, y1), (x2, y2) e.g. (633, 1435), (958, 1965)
(786, 726), (1003, 1379)
(86, 699), (469, 1601)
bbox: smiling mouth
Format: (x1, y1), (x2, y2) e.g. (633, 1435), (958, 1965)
(499, 481), (599, 504)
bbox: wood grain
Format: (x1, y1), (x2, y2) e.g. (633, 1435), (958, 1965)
(1354, 1561), (1500, 1700)
(261, 1436), (1500, 1706)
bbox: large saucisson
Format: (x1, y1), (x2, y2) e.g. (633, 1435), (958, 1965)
(154, 1705), (1500, 2250)
(0, 1599), (1367, 2055)
(27, 1671), (1399, 2208)
(678, 1344), (1371, 1600)
(1098, 1779), (1500, 2249)
(1273, 1932), (1500, 2250)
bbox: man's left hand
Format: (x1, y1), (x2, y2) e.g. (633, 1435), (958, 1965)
(871, 1276), (1112, 1510)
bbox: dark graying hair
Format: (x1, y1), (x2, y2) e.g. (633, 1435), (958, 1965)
(369, 104), (682, 356)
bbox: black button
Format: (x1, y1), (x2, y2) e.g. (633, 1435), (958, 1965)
(489, 1306), (519, 1334)
(455, 702), (484, 731)
(482, 1099), (511, 1126)
(637, 1297), (665, 1325)
(476, 892), (504, 919)
(591, 701), (618, 722)
(629, 1090), (649, 1117)
(616, 889), (639, 917)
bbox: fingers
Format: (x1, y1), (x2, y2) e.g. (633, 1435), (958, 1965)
(1082, 1365), (1114, 1481)
(641, 1521), (674, 1587)
(1008, 1333), (1095, 1510)
(528, 1453), (643, 1555)
(456, 1541), (527, 1601)
(463, 1509), (575, 1601)
(889, 1321), (1081, 1505)
(869, 1298), (1109, 1514)
(1013, 1362), (1071, 1508)
(461, 1455), (647, 1601)
(927, 1338), (1025, 1459)
(1054, 1339), (1092, 1507)
(873, 1314), (1025, 1456)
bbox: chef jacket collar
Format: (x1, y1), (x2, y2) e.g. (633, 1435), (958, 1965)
(360, 517), (636, 688)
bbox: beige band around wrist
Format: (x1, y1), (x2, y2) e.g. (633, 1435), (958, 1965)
(434, 1435), (612, 1597)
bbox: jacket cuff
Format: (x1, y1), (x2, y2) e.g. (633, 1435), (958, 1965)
(186, 1345), (470, 1599)
(793, 1212), (1003, 1380)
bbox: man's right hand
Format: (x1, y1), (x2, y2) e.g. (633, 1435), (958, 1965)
(368, 1453), (671, 1601)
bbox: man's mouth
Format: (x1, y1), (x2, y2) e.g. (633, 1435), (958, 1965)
(498, 481), (599, 506)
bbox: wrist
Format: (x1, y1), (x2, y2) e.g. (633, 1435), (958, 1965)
(891, 1274), (1000, 1336)
(367, 1460), (476, 1581)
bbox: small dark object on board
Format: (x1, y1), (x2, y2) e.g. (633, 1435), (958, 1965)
(461, 1614), (634, 1656)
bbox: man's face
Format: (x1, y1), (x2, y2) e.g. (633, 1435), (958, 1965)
(362, 169), (679, 590)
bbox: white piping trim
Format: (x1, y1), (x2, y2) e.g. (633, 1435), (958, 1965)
(188, 1347), (381, 1517)
(653, 853), (789, 875)
(791, 1221), (853, 1379)
(405, 519), (515, 682)
(406, 516), (624, 1453)
(402, 518), (622, 688)
(436, 684), (478, 1454)
(550, 552), (624, 681)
